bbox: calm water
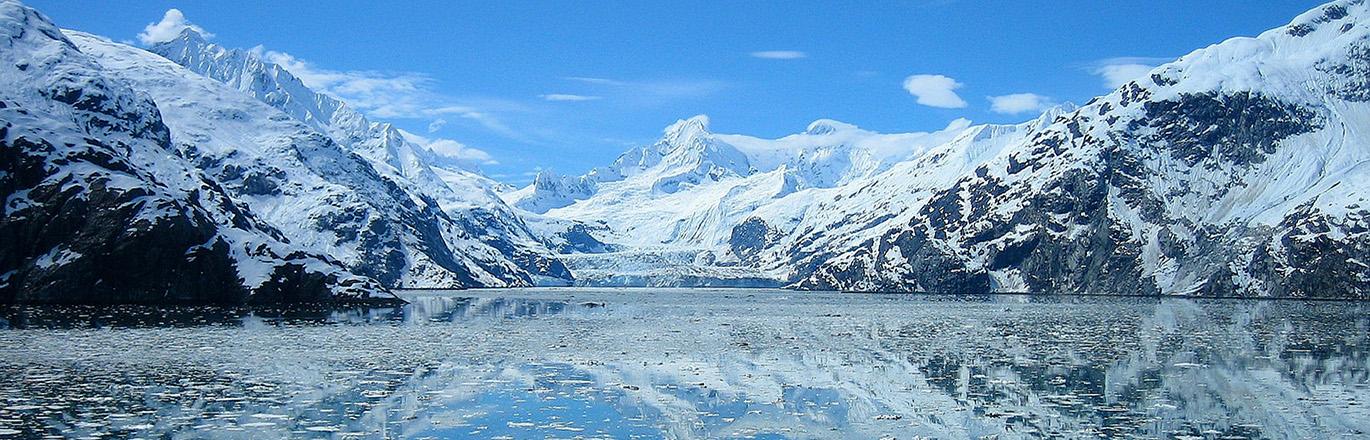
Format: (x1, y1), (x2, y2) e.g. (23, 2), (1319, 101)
(0, 289), (1365, 439)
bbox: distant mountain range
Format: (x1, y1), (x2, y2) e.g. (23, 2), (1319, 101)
(3, 0), (1367, 302)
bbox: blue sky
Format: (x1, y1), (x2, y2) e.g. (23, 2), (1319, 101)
(32, 0), (1326, 185)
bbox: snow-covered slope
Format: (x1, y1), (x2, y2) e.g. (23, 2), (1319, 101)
(143, 28), (570, 288)
(523, 0), (1370, 298)
(508, 115), (962, 214)
(0, 0), (392, 304)
(530, 115), (973, 247)
(791, 0), (1370, 298)
(512, 112), (1015, 286)
(149, 29), (511, 207)
(67, 32), (477, 287)
(747, 106), (1075, 287)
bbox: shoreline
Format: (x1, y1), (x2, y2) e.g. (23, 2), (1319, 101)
(393, 286), (1370, 302)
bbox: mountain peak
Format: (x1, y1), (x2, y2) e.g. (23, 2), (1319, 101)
(805, 119), (859, 135)
(0, 0), (67, 45)
(662, 114), (712, 145)
(149, 25), (212, 58)
(1285, 1), (1358, 36)
(172, 26), (208, 45)
(532, 169), (564, 185)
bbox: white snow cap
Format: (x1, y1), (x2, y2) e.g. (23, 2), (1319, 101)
(805, 119), (859, 135)
(662, 115), (712, 143)
(138, 8), (212, 45)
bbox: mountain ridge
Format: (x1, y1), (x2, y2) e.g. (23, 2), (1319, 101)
(142, 24), (575, 288)
(4, 0), (1369, 302)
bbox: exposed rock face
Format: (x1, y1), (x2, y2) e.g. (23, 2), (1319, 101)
(1132, 91), (1321, 168)
(551, 223), (615, 254)
(729, 218), (776, 262)
(0, 1), (392, 304)
(796, 82), (1364, 298)
(1, 133), (247, 304)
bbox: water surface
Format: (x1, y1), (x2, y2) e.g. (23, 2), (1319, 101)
(0, 289), (1366, 439)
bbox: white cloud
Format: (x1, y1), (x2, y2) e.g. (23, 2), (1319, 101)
(540, 94), (602, 102)
(427, 119), (447, 133)
(262, 50), (528, 141)
(987, 93), (1055, 115)
(266, 50), (428, 113)
(750, 50), (807, 60)
(902, 74), (968, 108)
(1088, 57), (1170, 88)
(138, 9), (212, 45)
(400, 130), (498, 168)
(426, 139), (497, 166)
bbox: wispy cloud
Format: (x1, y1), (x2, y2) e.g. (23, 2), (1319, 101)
(564, 76), (627, 86)
(540, 94), (602, 102)
(1087, 57), (1172, 89)
(902, 74), (968, 109)
(261, 50), (528, 141)
(987, 93), (1055, 115)
(562, 76), (726, 102)
(750, 50), (807, 60)
(489, 170), (542, 180)
(138, 9), (212, 45)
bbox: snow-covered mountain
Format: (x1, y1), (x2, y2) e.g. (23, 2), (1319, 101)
(5, 0), (1369, 301)
(791, 1), (1370, 298)
(518, 0), (1370, 299)
(0, 0), (576, 303)
(507, 113), (991, 286)
(0, 1), (392, 304)
(149, 28), (511, 207)
(143, 28), (571, 288)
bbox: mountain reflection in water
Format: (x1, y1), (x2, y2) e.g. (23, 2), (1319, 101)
(0, 289), (1365, 439)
